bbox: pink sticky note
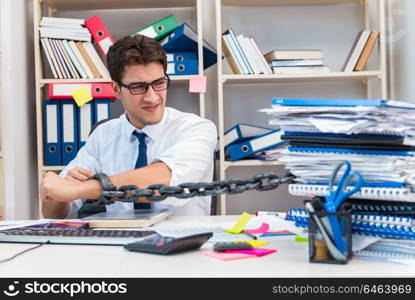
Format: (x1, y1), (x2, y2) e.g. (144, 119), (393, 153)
(204, 251), (255, 261)
(225, 248), (277, 257)
(189, 75), (207, 93)
(244, 223), (270, 235)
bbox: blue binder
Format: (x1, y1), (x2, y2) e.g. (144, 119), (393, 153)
(224, 123), (274, 147)
(78, 101), (94, 148)
(93, 99), (111, 124)
(160, 23), (217, 70)
(226, 129), (286, 161)
(166, 52), (198, 75)
(61, 100), (78, 165)
(44, 100), (62, 166)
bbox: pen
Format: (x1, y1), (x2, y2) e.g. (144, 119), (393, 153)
(256, 211), (286, 218)
(243, 230), (258, 240)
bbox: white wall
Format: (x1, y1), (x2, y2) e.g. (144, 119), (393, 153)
(388, 0), (415, 102)
(1, 0), (408, 218)
(0, 0), (38, 219)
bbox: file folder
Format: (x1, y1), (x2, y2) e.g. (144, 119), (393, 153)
(166, 52), (198, 75)
(226, 129), (286, 161)
(49, 83), (115, 99)
(44, 100), (62, 166)
(78, 102), (94, 148)
(224, 123), (274, 147)
(93, 99), (111, 124)
(61, 100), (78, 165)
(130, 15), (178, 41)
(85, 15), (114, 57)
(160, 23), (217, 70)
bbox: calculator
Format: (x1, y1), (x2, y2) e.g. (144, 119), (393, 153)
(124, 232), (213, 255)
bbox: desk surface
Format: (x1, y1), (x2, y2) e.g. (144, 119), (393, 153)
(0, 215), (413, 278)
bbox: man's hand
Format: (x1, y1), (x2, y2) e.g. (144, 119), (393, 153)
(41, 171), (83, 203)
(65, 167), (93, 182)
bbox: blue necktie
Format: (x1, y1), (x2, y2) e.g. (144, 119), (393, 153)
(133, 132), (151, 209)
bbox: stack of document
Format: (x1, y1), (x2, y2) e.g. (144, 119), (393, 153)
(260, 98), (415, 202)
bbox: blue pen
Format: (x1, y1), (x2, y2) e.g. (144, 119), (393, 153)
(323, 161), (363, 254)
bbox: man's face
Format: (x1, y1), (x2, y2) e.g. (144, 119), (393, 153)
(112, 62), (167, 129)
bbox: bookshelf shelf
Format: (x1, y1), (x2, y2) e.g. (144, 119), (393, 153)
(222, 0), (361, 6)
(40, 75), (195, 85)
(43, 0), (197, 11)
(215, 0), (387, 214)
(222, 71), (383, 84)
(41, 166), (65, 172)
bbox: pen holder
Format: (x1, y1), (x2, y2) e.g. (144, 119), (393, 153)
(306, 201), (352, 264)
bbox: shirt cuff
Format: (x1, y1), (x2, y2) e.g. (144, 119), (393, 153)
(153, 157), (191, 207)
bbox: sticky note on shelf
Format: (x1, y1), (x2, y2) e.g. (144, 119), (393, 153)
(189, 75), (206, 93)
(71, 86), (93, 107)
(224, 212), (251, 234)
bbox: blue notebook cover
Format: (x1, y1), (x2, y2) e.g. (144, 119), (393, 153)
(272, 98), (384, 106)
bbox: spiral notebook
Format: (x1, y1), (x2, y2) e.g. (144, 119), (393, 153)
(286, 208), (415, 240)
(288, 183), (415, 202)
(354, 239), (415, 265)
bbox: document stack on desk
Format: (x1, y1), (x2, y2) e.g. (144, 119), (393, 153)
(260, 98), (415, 258)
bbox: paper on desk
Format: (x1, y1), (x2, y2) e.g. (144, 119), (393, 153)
(352, 235), (381, 252)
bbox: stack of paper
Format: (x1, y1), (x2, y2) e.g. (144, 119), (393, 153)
(260, 98), (415, 202)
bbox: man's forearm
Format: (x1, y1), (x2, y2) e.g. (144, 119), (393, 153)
(42, 201), (70, 219)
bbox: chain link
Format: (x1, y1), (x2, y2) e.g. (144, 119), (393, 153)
(99, 172), (295, 205)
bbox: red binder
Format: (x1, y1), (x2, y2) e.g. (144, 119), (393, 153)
(84, 15), (114, 57)
(48, 83), (116, 99)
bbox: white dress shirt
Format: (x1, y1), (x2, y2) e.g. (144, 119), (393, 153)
(60, 107), (217, 218)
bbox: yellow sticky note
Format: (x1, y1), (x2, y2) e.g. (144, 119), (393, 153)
(295, 235), (308, 243)
(224, 212), (251, 234)
(235, 240), (269, 248)
(71, 86), (93, 107)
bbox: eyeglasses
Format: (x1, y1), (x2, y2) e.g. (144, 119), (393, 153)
(117, 76), (171, 95)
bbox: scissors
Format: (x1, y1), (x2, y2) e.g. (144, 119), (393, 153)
(323, 160), (364, 254)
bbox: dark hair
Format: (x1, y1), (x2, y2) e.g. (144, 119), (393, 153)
(106, 35), (167, 82)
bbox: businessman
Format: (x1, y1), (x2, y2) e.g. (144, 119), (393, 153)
(41, 35), (217, 219)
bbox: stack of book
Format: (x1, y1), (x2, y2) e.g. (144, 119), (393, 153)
(221, 29), (272, 75)
(223, 123), (286, 161)
(264, 50), (329, 75)
(39, 16), (110, 79)
(44, 83), (116, 166)
(131, 15), (217, 75)
(342, 30), (379, 72)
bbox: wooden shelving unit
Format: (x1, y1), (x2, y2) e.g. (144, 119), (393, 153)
(215, 0), (387, 214)
(33, 0), (207, 215)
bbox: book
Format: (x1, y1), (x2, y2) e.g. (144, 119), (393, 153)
(237, 35), (262, 74)
(249, 37), (273, 74)
(273, 66), (330, 74)
(40, 38), (58, 79)
(221, 34), (243, 74)
(82, 41), (110, 79)
(75, 41), (102, 78)
(264, 50), (323, 62)
(82, 207), (172, 228)
(354, 31), (379, 71)
(272, 59), (323, 67)
(342, 30), (371, 72)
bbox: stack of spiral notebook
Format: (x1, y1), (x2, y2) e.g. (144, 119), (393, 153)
(260, 98), (415, 203)
(260, 98), (415, 263)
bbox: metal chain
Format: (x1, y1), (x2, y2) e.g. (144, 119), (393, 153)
(98, 172), (296, 205)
